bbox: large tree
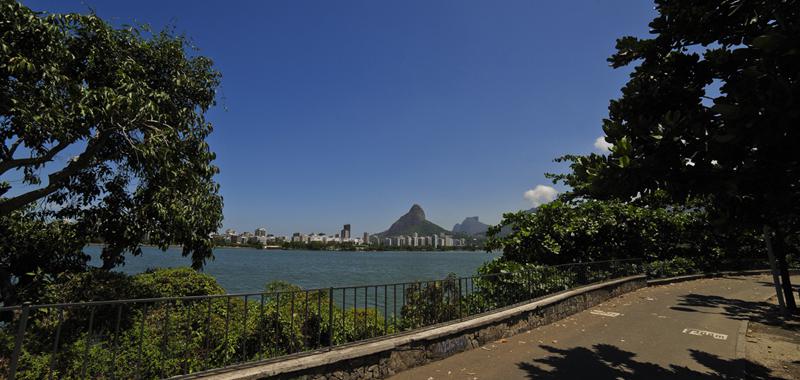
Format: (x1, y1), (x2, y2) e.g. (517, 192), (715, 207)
(0, 1), (223, 303)
(551, 0), (799, 309)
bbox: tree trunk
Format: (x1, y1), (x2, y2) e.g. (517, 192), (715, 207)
(764, 225), (788, 315)
(774, 228), (797, 313)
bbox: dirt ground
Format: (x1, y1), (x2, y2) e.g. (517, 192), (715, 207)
(745, 296), (800, 380)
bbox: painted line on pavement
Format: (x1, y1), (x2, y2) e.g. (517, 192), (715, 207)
(682, 328), (728, 340)
(590, 310), (623, 317)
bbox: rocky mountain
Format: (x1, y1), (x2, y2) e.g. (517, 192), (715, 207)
(452, 216), (490, 236)
(378, 204), (449, 237)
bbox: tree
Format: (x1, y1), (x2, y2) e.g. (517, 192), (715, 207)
(486, 198), (764, 267)
(0, 1), (223, 302)
(550, 0), (799, 310)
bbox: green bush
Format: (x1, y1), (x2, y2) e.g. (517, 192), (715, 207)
(470, 260), (576, 311)
(400, 274), (461, 329)
(134, 267), (225, 298)
(487, 199), (766, 266)
(1, 270), (397, 379)
(645, 257), (700, 278)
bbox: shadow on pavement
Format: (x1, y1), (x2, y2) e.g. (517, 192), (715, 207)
(517, 344), (781, 379)
(670, 293), (785, 325)
(758, 281), (800, 291)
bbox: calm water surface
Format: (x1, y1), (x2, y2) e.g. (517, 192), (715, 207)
(85, 246), (501, 293)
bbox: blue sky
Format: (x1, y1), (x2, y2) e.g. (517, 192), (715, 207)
(23, 0), (656, 236)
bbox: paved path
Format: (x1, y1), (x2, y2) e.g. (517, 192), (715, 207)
(389, 274), (796, 380)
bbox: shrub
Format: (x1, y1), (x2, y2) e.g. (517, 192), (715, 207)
(646, 257), (700, 278)
(133, 267), (225, 298)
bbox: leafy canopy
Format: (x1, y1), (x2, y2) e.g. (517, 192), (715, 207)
(486, 198), (763, 266)
(549, 0), (800, 228)
(0, 1), (223, 274)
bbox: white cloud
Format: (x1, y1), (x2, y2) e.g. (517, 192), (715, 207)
(524, 185), (559, 207)
(594, 136), (613, 152)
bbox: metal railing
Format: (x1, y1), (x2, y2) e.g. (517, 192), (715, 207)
(0, 259), (645, 379)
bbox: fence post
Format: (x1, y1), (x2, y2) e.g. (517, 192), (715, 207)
(8, 302), (31, 380)
(328, 288), (334, 349)
(527, 268), (533, 299)
(458, 278), (463, 320)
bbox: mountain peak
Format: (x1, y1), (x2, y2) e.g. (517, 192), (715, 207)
(407, 204), (425, 219)
(378, 204), (448, 237)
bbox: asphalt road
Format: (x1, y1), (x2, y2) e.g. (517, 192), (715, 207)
(389, 274), (795, 380)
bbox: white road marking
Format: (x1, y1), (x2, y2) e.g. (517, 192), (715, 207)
(590, 310), (623, 317)
(682, 328), (728, 340)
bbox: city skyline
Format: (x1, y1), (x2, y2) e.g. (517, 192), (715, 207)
(20, 0), (657, 236)
(215, 203), (487, 239)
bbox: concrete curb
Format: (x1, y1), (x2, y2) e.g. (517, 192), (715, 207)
(187, 275), (646, 380)
(735, 319), (748, 380)
(646, 269), (775, 287)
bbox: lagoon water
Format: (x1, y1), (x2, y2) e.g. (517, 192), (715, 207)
(84, 245), (501, 293)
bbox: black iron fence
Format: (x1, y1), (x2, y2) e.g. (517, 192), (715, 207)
(0, 258), (647, 379)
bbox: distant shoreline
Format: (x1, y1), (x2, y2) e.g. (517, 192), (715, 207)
(85, 243), (484, 253)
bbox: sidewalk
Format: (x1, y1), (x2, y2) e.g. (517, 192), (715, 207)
(389, 274), (798, 380)
(744, 293), (800, 379)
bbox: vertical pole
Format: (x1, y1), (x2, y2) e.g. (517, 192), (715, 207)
(242, 295), (249, 361)
(203, 300), (211, 368)
(393, 284), (397, 330)
(183, 302), (192, 375)
(137, 304), (148, 378)
(8, 302), (30, 380)
(48, 308), (64, 380)
(82, 307), (95, 380)
(274, 293), (280, 356)
(352, 288), (356, 337)
(527, 268), (533, 299)
(223, 298), (230, 363)
(259, 294), (265, 359)
(112, 304), (123, 378)
(764, 226), (788, 316)
(289, 292), (295, 353)
(383, 286), (388, 335)
(328, 288), (334, 349)
(341, 289), (345, 337)
(458, 278), (463, 320)
(317, 290), (322, 348)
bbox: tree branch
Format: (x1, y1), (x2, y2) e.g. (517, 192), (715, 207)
(0, 140), (72, 175)
(0, 135), (108, 216)
(6, 139), (22, 157)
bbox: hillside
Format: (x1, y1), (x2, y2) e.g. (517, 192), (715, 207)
(453, 216), (490, 236)
(377, 204), (450, 237)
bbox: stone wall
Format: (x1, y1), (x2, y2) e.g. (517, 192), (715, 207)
(198, 276), (646, 380)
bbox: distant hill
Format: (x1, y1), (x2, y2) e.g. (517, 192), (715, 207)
(377, 204), (450, 237)
(452, 216), (490, 236)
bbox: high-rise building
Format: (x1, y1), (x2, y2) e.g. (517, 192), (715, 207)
(363, 232), (369, 244)
(341, 224), (351, 240)
(255, 228), (267, 237)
